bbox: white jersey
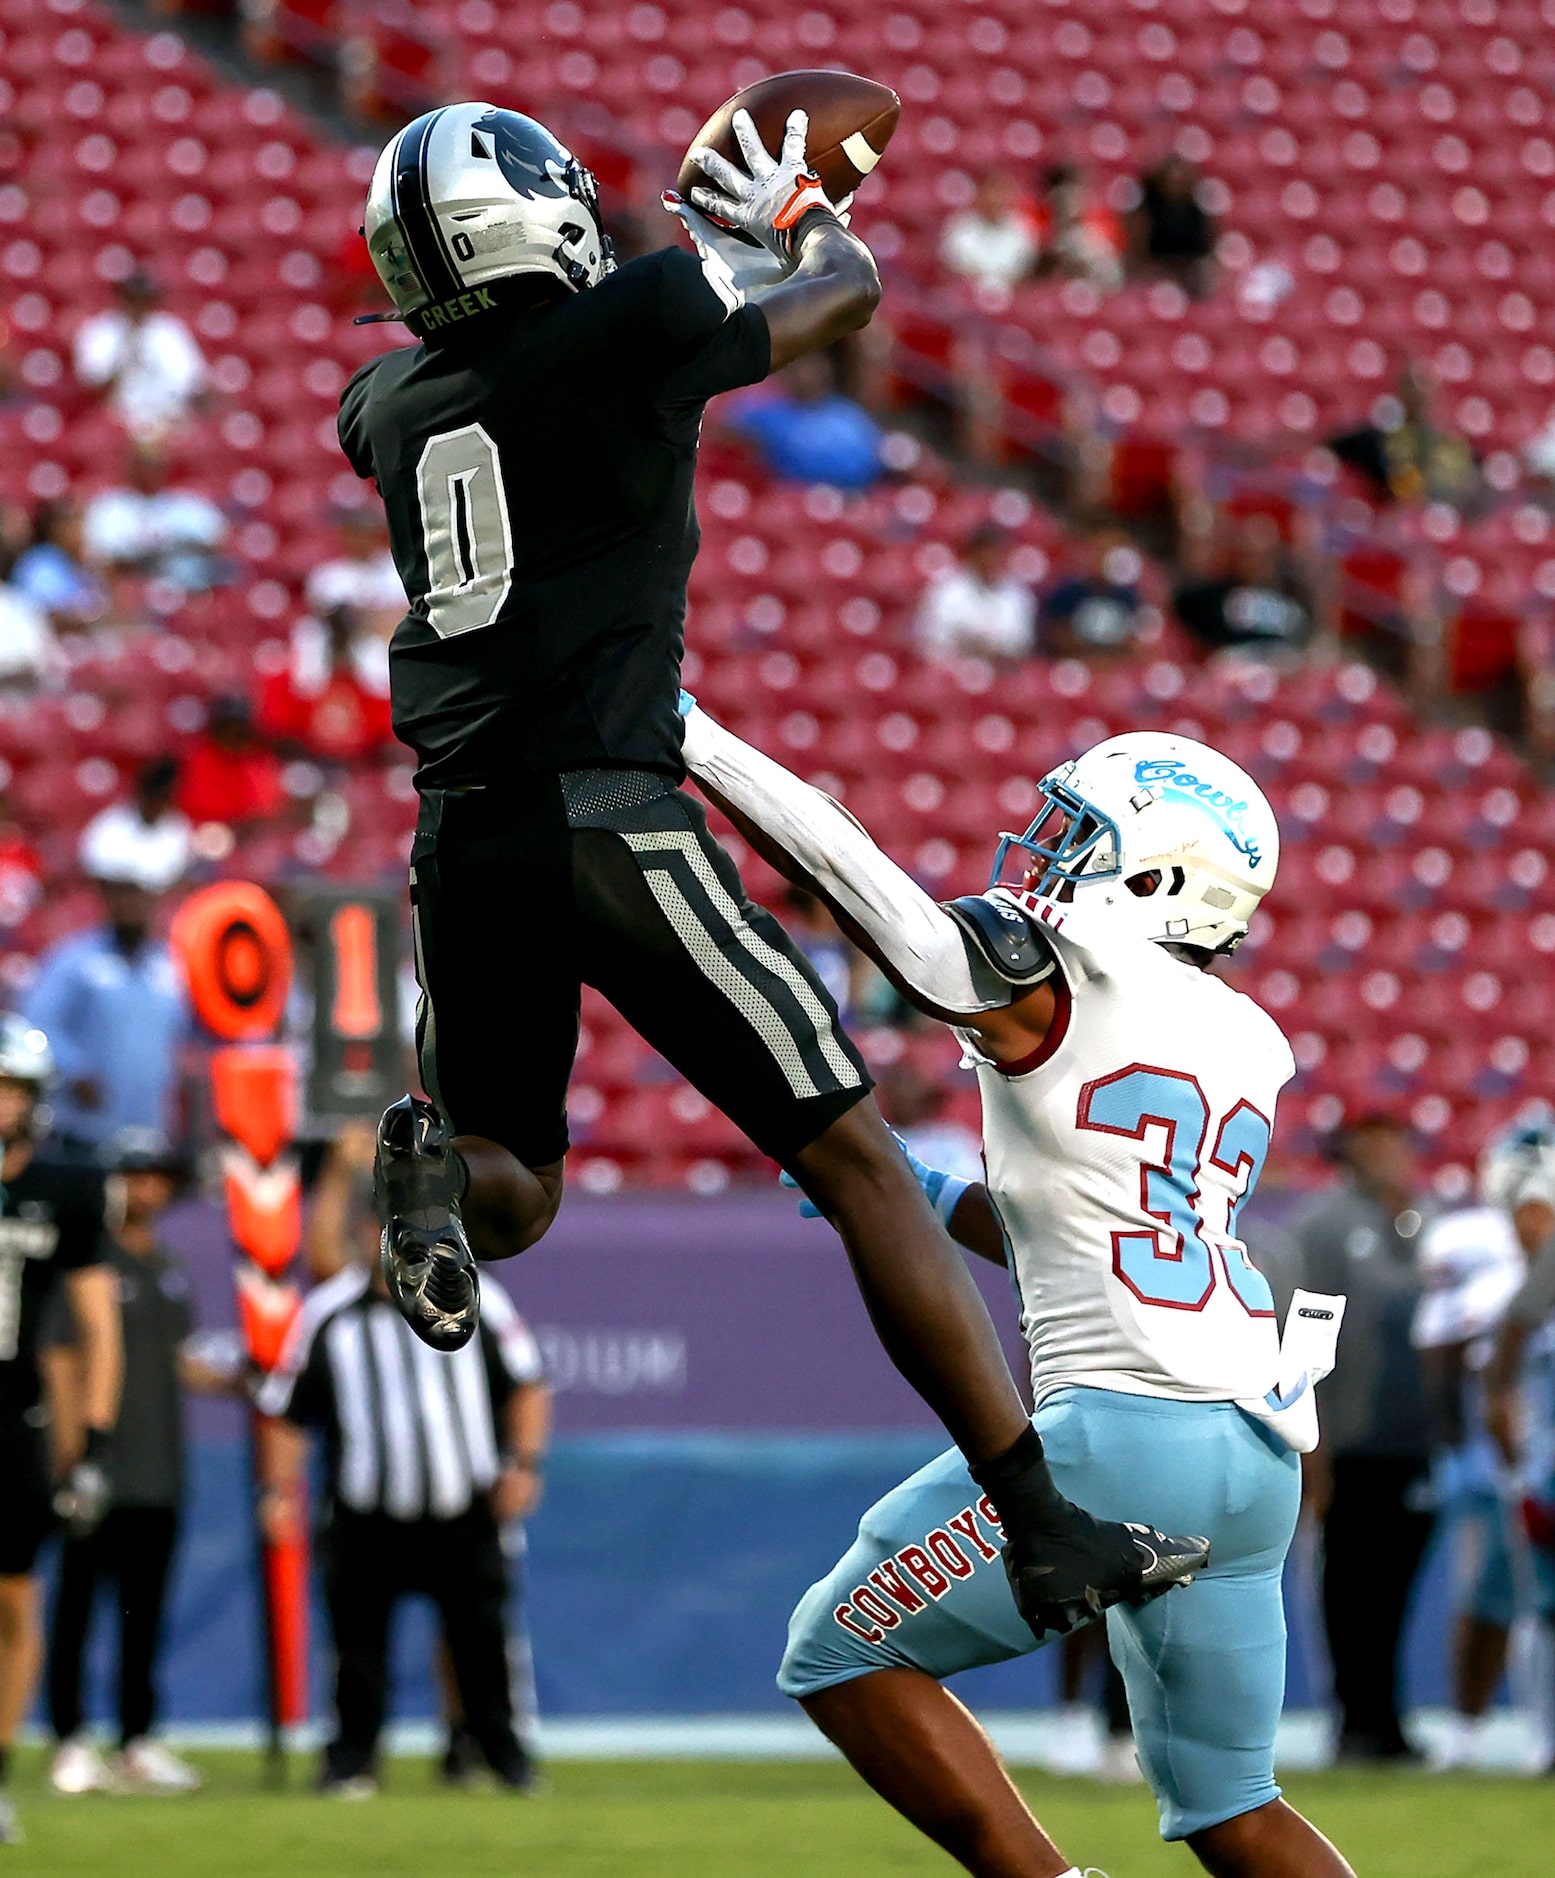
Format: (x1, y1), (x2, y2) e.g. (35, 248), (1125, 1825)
(961, 895), (1296, 1408)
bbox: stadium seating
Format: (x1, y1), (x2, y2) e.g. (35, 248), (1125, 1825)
(4, 0), (1555, 1195)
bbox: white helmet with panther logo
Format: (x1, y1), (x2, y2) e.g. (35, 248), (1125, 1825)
(992, 732), (1280, 953)
(364, 103), (613, 337)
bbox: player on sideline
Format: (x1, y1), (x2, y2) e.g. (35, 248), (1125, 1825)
(338, 100), (1204, 1643)
(0, 1019), (120, 1845)
(680, 702), (1356, 1878)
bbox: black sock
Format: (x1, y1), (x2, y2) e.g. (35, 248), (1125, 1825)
(0, 1743), (10, 1784)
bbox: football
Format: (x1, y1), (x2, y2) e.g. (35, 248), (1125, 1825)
(677, 69), (901, 209)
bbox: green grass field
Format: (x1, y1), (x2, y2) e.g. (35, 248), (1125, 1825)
(5, 1752), (1554, 1876)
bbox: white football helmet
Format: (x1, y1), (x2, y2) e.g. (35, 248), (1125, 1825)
(364, 103), (613, 335)
(1479, 1104), (1555, 1212)
(0, 1012), (54, 1141)
(992, 732), (1280, 952)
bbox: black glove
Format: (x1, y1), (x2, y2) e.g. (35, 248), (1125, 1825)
(54, 1426), (113, 1539)
(970, 1426), (1209, 1643)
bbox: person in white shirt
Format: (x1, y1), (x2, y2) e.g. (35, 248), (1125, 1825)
(303, 509), (407, 645)
(915, 525), (1035, 665)
(939, 172), (1038, 298)
(78, 760), (192, 898)
(72, 274), (206, 442)
(82, 445), (227, 592)
(0, 584), (56, 689)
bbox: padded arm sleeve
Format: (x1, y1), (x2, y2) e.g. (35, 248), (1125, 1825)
(682, 705), (1003, 1013)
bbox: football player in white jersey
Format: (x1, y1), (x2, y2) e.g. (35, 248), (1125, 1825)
(680, 701), (1354, 1878)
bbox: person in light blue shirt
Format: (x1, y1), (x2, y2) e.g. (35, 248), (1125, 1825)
(23, 877), (188, 1151)
(731, 352), (883, 490)
(9, 500), (108, 632)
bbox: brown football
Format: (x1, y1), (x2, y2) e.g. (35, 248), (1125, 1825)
(677, 69), (901, 209)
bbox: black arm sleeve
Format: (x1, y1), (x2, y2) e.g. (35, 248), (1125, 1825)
(653, 246), (771, 405)
(337, 358), (385, 479)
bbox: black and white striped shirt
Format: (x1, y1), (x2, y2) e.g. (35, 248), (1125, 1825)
(258, 1267), (544, 1521)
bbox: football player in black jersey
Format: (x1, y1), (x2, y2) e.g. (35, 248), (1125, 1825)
(340, 101), (1202, 1644)
(0, 1016), (120, 1844)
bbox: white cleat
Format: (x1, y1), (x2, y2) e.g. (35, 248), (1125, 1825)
(113, 1738), (202, 1793)
(0, 1793), (21, 1843)
(50, 1736), (112, 1795)
(323, 1775), (379, 1801)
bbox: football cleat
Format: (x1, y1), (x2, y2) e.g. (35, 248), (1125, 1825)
(375, 1095), (481, 1351)
(1001, 1507), (1209, 1644)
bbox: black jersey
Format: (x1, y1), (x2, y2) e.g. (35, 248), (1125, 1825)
(0, 1155), (107, 1415)
(339, 247), (771, 788)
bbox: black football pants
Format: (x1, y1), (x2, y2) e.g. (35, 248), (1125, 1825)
(47, 1505), (179, 1746)
(1321, 1454), (1434, 1752)
(320, 1500), (522, 1782)
(409, 770), (869, 1170)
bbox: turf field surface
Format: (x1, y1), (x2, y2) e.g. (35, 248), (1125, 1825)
(5, 1752), (1553, 1875)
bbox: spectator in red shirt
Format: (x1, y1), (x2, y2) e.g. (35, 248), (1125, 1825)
(174, 695), (283, 828)
(0, 787), (42, 930)
(259, 608), (394, 766)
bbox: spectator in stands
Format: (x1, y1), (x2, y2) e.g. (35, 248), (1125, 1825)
(79, 759), (191, 898)
(916, 525), (1036, 666)
(1033, 164), (1123, 294)
(8, 501), (109, 636)
(732, 354), (883, 491)
(875, 1061), (983, 1185)
(24, 873), (188, 1153)
(304, 509), (406, 647)
(1173, 515), (1312, 656)
(259, 607), (395, 766)
(1127, 153), (1217, 298)
(174, 695), (283, 830)
(82, 443), (228, 595)
(0, 790), (42, 933)
(939, 171), (1038, 299)
(1039, 523), (1145, 657)
(0, 580), (54, 690)
(1331, 363), (1483, 513)
(1289, 1115), (1433, 1765)
(43, 1130), (220, 1797)
(72, 271), (206, 442)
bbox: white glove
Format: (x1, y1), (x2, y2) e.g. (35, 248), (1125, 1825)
(662, 190), (790, 297)
(54, 1431), (112, 1538)
(687, 108), (837, 261)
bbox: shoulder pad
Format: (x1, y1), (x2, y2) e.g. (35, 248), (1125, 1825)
(943, 893), (1056, 988)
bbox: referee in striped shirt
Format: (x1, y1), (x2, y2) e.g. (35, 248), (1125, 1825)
(258, 1248), (547, 1795)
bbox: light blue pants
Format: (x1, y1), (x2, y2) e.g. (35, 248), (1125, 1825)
(779, 1388), (1301, 1841)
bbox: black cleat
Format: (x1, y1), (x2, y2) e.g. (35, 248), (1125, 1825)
(1002, 1507), (1209, 1643)
(375, 1095), (480, 1351)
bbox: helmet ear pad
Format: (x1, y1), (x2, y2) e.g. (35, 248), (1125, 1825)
(1125, 869), (1162, 898)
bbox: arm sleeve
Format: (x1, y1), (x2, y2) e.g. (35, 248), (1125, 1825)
(654, 247), (772, 405)
(681, 705), (1009, 1013)
(336, 362), (381, 480)
(55, 1171), (109, 1272)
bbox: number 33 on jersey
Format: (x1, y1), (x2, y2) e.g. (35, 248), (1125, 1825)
(965, 899), (1297, 1409)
